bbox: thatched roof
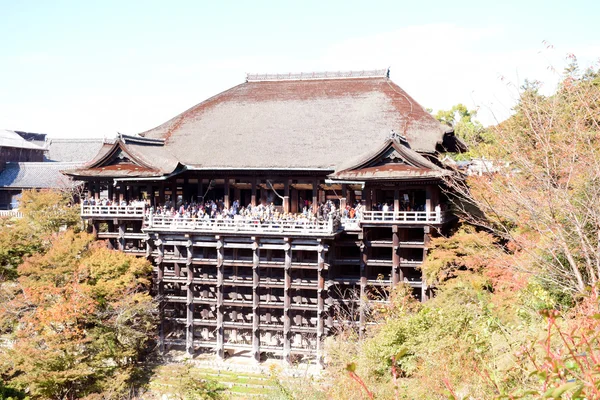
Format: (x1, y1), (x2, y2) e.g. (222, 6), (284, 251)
(138, 72), (447, 170)
(69, 71), (452, 178)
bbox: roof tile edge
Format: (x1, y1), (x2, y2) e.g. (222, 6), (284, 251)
(246, 68), (390, 82)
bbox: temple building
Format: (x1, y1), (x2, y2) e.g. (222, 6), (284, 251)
(65, 69), (462, 363)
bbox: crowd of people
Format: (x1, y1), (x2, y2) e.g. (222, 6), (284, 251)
(82, 196), (433, 228)
(82, 197), (148, 208)
(146, 198), (341, 227)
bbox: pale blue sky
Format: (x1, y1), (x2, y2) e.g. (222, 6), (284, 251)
(1, 0), (598, 138)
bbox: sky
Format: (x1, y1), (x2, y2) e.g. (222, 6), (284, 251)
(0, 0), (598, 139)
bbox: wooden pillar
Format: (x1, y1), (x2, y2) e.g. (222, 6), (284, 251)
(394, 188), (400, 214)
(174, 245), (181, 277)
(94, 183), (100, 201)
(252, 237), (260, 362)
(118, 222), (125, 251)
(159, 182), (165, 206)
(145, 234), (154, 260)
(216, 236), (224, 359)
(90, 220), (99, 239)
(224, 178), (230, 209)
(422, 226), (430, 302)
(235, 188), (241, 208)
(359, 241), (367, 339)
(186, 239), (194, 356)
(146, 184), (152, 204)
(156, 236), (165, 353)
(251, 178), (257, 207)
(312, 179), (318, 214)
(169, 182), (175, 205)
(197, 179), (203, 203)
(291, 184), (298, 213)
(340, 184), (347, 210)
(392, 225), (401, 286)
(425, 185), (432, 213)
(283, 238), (292, 363)
(107, 184), (114, 202)
(365, 187), (372, 210)
(283, 180), (290, 213)
(316, 242), (326, 366)
(182, 178), (188, 203)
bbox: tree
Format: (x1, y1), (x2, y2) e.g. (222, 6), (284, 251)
(447, 64), (600, 296)
(0, 190), (80, 281)
(434, 103), (493, 150)
(0, 231), (156, 399)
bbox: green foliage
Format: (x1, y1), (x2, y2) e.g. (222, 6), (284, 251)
(19, 190), (80, 234)
(0, 380), (27, 400)
(434, 103), (496, 157)
(0, 190), (80, 281)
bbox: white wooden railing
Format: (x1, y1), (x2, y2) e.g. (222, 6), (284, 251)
(80, 204), (146, 218)
(361, 210), (442, 224)
(0, 210), (23, 218)
(144, 214), (334, 235)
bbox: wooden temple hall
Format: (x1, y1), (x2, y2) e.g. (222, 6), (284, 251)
(65, 69), (464, 363)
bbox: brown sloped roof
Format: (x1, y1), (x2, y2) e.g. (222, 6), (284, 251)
(330, 138), (450, 181)
(139, 74), (447, 170)
(65, 135), (180, 178)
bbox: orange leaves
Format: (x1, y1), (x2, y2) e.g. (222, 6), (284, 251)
(0, 228), (156, 398)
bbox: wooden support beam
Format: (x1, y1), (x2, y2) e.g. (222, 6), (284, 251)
(198, 179), (203, 203)
(283, 239), (292, 363)
(118, 223), (125, 252)
(145, 234), (153, 260)
(91, 221), (99, 238)
(174, 245), (181, 277)
(251, 178), (257, 207)
(316, 243), (325, 366)
(422, 226), (431, 302)
(365, 187), (372, 210)
(224, 178), (230, 209)
(252, 238), (260, 362)
(216, 237), (224, 359)
(186, 239), (194, 356)
(156, 236), (165, 353)
(283, 180), (290, 213)
(159, 182), (165, 205)
(394, 188), (400, 215)
(340, 184), (347, 210)
(392, 225), (401, 286)
(425, 185), (432, 213)
(291, 184), (298, 213)
(107, 184), (114, 202)
(312, 179), (318, 214)
(359, 241), (367, 339)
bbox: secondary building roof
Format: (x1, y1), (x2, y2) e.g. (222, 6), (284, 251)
(0, 162), (82, 189)
(44, 138), (111, 162)
(0, 129), (46, 151)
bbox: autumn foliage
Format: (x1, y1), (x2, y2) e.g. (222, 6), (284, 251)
(0, 193), (156, 400)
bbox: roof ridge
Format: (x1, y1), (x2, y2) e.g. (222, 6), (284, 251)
(7, 161), (83, 166)
(48, 138), (106, 142)
(246, 68), (389, 82)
